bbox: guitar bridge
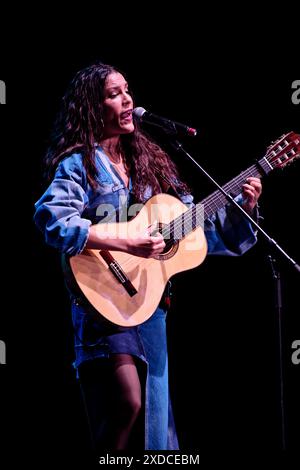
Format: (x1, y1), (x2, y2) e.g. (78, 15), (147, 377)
(99, 250), (137, 297)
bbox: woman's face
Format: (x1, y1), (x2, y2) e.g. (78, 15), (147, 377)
(101, 72), (134, 138)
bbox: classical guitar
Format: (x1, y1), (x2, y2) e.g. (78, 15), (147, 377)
(68, 132), (300, 326)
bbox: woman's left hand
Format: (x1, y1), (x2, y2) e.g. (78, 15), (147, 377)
(242, 177), (262, 214)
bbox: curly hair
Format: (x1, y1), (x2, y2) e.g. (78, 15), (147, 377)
(45, 61), (190, 202)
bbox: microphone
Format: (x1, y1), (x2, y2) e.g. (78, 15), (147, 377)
(133, 107), (197, 137)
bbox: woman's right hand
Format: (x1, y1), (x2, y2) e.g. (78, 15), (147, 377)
(86, 222), (166, 258)
(125, 229), (166, 258)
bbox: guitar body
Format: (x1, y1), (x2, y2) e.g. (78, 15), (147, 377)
(69, 193), (207, 326)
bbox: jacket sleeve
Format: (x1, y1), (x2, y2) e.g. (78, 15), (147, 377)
(179, 192), (258, 256)
(34, 154), (92, 256)
(204, 194), (258, 256)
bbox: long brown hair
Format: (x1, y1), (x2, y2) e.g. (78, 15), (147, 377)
(45, 61), (190, 202)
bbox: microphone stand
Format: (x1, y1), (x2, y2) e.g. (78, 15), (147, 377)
(168, 138), (300, 451)
(267, 255), (286, 450)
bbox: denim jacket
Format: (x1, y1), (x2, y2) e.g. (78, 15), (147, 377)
(34, 147), (258, 450)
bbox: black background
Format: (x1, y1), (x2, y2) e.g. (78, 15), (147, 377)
(0, 14), (299, 467)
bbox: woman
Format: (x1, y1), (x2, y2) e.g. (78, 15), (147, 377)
(34, 61), (262, 451)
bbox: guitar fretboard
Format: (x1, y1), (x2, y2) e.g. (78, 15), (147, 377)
(163, 156), (272, 241)
(201, 157), (272, 219)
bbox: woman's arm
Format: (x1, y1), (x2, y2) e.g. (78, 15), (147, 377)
(34, 154), (165, 258)
(86, 224), (165, 258)
(206, 177), (262, 256)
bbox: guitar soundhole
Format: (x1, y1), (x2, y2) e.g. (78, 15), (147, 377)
(151, 223), (179, 260)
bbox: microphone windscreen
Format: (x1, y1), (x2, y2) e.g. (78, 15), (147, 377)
(133, 107), (147, 119)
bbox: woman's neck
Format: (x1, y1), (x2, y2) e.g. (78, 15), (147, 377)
(99, 136), (122, 163)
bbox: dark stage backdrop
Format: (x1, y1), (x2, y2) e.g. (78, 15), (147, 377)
(1, 42), (299, 466)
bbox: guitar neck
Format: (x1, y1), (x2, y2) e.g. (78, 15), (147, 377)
(165, 156), (273, 241)
(164, 128), (300, 241)
(201, 156), (272, 219)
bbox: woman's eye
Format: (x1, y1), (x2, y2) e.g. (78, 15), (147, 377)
(109, 89), (130, 99)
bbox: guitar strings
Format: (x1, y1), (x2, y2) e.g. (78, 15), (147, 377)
(117, 164), (261, 269)
(161, 164), (260, 250)
(161, 138), (296, 249)
(115, 140), (296, 268)
(116, 164), (259, 269)
(102, 135), (294, 272)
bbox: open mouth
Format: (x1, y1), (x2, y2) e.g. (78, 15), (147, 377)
(120, 109), (133, 120)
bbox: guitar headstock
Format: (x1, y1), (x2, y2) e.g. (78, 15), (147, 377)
(266, 131), (300, 169)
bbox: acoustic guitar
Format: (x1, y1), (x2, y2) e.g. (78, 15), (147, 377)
(67, 132), (300, 326)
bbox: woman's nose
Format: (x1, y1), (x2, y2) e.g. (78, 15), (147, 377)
(122, 92), (132, 105)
